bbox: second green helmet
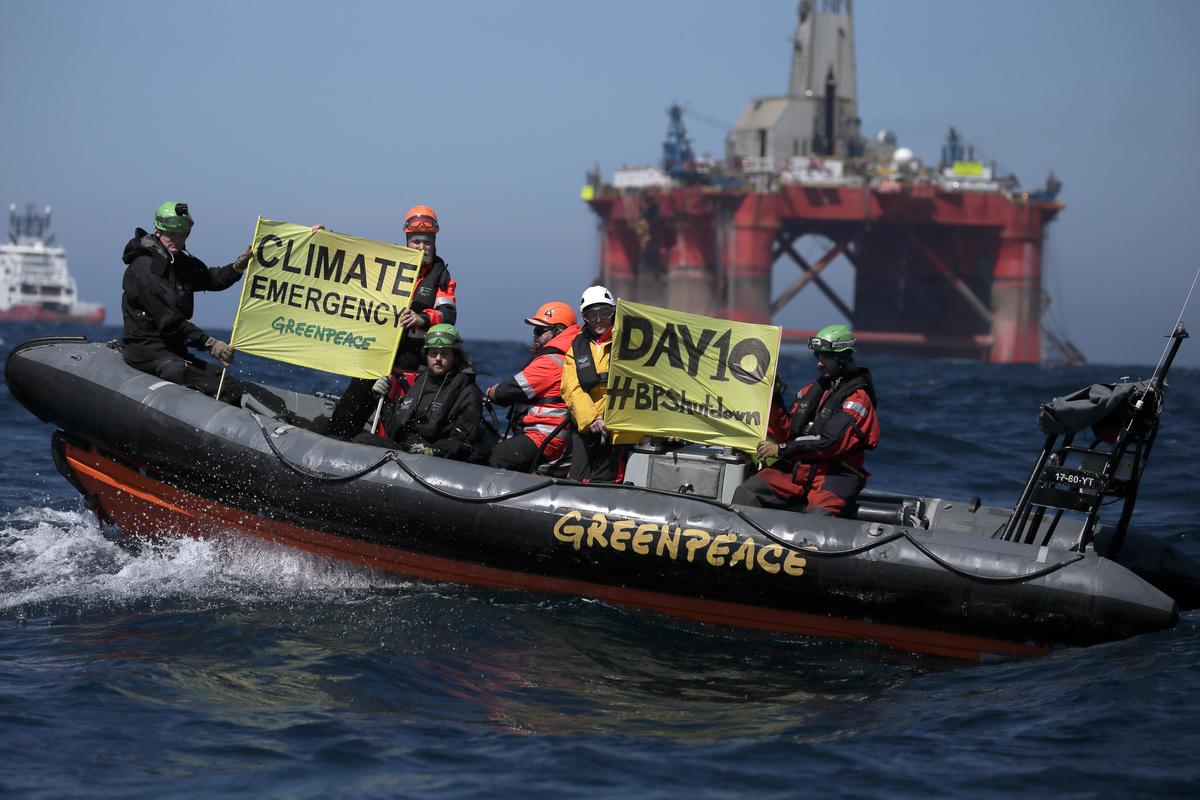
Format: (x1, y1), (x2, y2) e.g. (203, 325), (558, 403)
(810, 324), (856, 353)
(424, 323), (462, 350)
(154, 201), (194, 235)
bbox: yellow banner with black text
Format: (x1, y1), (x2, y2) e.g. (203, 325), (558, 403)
(230, 219), (423, 379)
(604, 300), (781, 455)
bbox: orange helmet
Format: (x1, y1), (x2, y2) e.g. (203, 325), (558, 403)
(523, 301), (577, 329)
(403, 205), (439, 234)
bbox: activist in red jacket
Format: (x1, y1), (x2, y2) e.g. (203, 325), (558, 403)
(732, 325), (880, 517)
(486, 302), (579, 471)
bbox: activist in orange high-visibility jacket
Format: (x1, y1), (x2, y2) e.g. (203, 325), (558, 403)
(487, 302), (581, 472)
(733, 325), (880, 517)
(561, 288), (640, 482)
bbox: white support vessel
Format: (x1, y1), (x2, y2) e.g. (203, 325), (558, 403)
(0, 203), (104, 324)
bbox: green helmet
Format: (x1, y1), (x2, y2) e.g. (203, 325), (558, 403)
(810, 324), (856, 353)
(424, 323), (462, 350)
(154, 201), (194, 235)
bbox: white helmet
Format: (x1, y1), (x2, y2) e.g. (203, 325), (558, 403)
(580, 285), (615, 312)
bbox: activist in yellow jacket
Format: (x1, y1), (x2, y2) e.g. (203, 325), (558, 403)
(560, 333), (639, 445)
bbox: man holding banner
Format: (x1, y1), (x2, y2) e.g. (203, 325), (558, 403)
(120, 201), (253, 404)
(602, 297), (782, 460)
(365, 323), (481, 460)
(731, 325), (879, 517)
(562, 286), (641, 482)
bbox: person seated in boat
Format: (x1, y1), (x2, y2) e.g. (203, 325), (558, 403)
(327, 205), (458, 438)
(484, 302), (580, 472)
(732, 325), (880, 517)
(561, 286), (640, 482)
(355, 324), (481, 460)
(120, 201), (252, 404)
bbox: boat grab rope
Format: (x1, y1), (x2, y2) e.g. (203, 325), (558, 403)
(248, 413), (1087, 584)
(251, 413), (557, 501)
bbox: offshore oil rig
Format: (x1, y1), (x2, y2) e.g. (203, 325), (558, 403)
(582, 0), (1082, 364)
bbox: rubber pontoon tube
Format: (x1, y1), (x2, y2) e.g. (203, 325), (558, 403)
(248, 414), (1086, 584)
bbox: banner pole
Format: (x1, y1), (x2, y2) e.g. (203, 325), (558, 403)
(216, 218), (261, 406)
(369, 396), (384, 435)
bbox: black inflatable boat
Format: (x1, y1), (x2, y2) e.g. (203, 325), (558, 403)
(6, 332), (1196, 661)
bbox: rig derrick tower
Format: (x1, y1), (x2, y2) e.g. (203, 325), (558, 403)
(583, 0), (1075, 363)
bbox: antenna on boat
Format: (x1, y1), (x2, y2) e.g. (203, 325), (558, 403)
(1143, 267), (1198, 404)
(1001, 271), (1194, 557)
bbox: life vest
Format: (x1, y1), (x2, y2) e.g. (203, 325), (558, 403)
(411, 258), (450, 318)
(405, 258), (456, 340)
(385, 367), (474, 444)
(515, 335), (571, 443)
(571, 332), (608, 391)
(394, 257), (456, 370)
(787, 367), (878, 449)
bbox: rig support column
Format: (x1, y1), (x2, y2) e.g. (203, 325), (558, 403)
(665, 215), (717, 316)
(597, 209), (638, 302)
(721, 194), (778, 323)
(990, 209), (1045, 363)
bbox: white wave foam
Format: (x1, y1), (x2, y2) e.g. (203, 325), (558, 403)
(0, 506), (407, 614)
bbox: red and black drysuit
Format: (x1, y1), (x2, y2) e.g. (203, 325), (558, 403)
(119, 229), (246, 403)
(732, 367), (880, 516)
(326, 256), (458, 438)
(353, 362), (482, 460)
(487, 324), (580, 471)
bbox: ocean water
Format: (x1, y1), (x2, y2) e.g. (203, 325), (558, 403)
(2, 322), (1198, 799)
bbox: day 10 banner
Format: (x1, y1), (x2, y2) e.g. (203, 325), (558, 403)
(604, 300), (782, 455)
(230, 219), (423, 379)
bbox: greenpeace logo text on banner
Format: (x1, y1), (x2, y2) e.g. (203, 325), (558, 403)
(270, 316), (376, 350)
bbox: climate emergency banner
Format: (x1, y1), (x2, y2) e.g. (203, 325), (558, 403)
(230, 219), (423, 379)
(604, 300), (782, 455)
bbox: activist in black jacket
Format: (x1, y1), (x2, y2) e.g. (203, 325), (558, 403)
(358, 360), (482, 461)
(120, 218), (250, 402)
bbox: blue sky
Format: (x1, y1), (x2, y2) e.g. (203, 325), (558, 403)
(3, 0), (1198, 367)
